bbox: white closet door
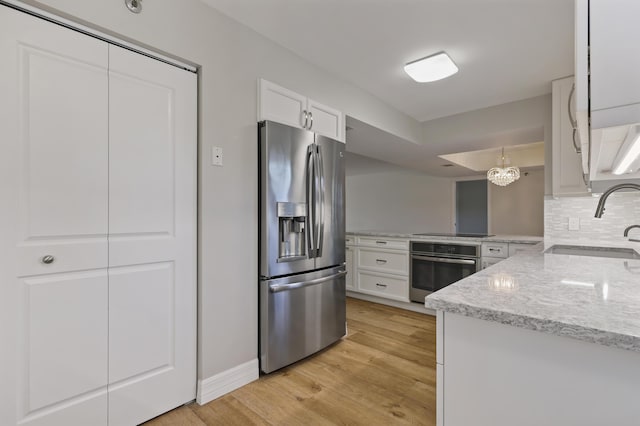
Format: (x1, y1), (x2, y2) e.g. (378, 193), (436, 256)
(107, 45), (197, 425)
(0, 6), (109, 426)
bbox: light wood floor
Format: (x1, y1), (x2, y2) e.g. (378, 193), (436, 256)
(145, 298), (437, 425)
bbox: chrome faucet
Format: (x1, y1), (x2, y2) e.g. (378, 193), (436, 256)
(624, 225), (640, 236)
(594, 183), (640, 218)
(624, 225), (640, 242)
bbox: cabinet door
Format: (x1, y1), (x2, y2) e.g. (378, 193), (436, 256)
(258, 78), (307, 129)
(481, 257), (503, 270)
(481, 243), (508, 259)
(346, 246), (355, 290)
(590, 0), (640, 117)
(0, 6), (109, 426)
(357, 271), (409, 302)
(107, 45), (197, 426)
(308, 98), (345, 142)
(551, 77), (588, 196)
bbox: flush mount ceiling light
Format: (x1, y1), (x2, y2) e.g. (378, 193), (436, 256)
(612, 125), (640, 175)
(404, 52), (458, 83)
(487, 148), (520, 186)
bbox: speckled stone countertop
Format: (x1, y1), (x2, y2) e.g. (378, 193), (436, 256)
(425, 246), (640, 352)
(347, 230), (542, 245)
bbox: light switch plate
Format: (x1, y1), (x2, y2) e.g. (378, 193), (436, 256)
(568, 217), (580, 231)
(212, 146), (223, 166)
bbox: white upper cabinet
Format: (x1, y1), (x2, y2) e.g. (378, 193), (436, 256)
(590, 0), (640, 128)
(551, 77), (589, 196)
(575, 0), (640, 182)
(574, 0), (590, 173)
(258, 79), (345, 142)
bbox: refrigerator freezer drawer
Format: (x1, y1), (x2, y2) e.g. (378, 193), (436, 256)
(260, 266), (346, 374)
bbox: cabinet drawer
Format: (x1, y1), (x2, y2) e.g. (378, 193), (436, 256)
(481, 242), (508, 259)
(345, 246), (355, 291)
(357, 271), (409, 301)
(345, 235), (355, 246)
(356, 236), (409, 250)
(481, 257), (503, 270)
(358, 248), (408, 276)
(508, 243), (534, 257)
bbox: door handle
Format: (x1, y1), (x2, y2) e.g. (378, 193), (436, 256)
(301, 109), (309, 129)
(308, 111), (313, 130)
(306, 144), (316, 257)
(411, 255), (477, 265)
(567, 83), (577, 128)
(315, 144), (325, 257)
(268, 270), (347, 293)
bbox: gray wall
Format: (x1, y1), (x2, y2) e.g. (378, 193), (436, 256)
(421, 95), (553, 195)
(489, 169), (545, 236)
(17, 0), (423, 381)
(346, 170), (454, 233)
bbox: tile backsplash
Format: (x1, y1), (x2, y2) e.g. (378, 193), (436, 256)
(545, 193), (640, 247)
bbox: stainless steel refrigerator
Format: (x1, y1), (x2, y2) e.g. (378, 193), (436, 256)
(258, 120), (346, 374)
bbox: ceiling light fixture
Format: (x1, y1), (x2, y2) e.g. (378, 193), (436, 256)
(487, 148), (520, 186)
(404, 51), (458, 83)
(612, 125), (640, 175)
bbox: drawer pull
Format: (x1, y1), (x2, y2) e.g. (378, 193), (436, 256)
(375, 259), (387, 264)
(376, 283), (387, 288)
(376, 241), (387, 245)
(489, 248), (501, 252)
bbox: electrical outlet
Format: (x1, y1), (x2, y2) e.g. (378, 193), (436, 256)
(212, 146), (223, 166)
(568, 217), (580, 231)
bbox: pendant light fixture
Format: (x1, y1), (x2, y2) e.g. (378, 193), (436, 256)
(487, 147), (520, 186)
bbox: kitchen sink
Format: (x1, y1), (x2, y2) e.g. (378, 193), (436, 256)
(544, 244), (640, 260)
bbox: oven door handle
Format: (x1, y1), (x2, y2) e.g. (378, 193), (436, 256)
(411, 255), (477, 265)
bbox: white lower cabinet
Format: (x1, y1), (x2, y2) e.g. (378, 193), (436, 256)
(346, 235), (410, 303)
(481, 241), (537, 269)
(357, 271), (409, 301)
(438, 311), (640, 426)
(345, 245), (355, 291)
(358, 247), (408, 276)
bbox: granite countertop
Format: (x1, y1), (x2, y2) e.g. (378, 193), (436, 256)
(425, 246), (640, 353)
(347, 230), (543, 245)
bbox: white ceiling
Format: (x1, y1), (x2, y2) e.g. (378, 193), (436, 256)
(200, 0), (574, 122)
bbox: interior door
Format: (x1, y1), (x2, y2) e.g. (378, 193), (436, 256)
(455, 180), (488, 234)
(314, 135), (346, 270)
(0, 6), (109, 426)
(107, 45), (197, 425)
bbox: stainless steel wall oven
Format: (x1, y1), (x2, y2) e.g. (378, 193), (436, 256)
(410, 241), (480, 303)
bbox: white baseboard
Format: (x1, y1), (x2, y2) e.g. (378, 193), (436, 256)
(196, 358), (259, 405)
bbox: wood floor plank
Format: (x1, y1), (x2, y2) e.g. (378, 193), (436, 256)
(145, 298), (437, 426)
(347, 317), (430, 350)
(189, 396), (269, 426)
(144, 405), (206, 426)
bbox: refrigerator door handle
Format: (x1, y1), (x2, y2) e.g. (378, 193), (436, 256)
(306, 144), (316, 258)
(268, 270), (347, 293)
(316, 144), (325, 257)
